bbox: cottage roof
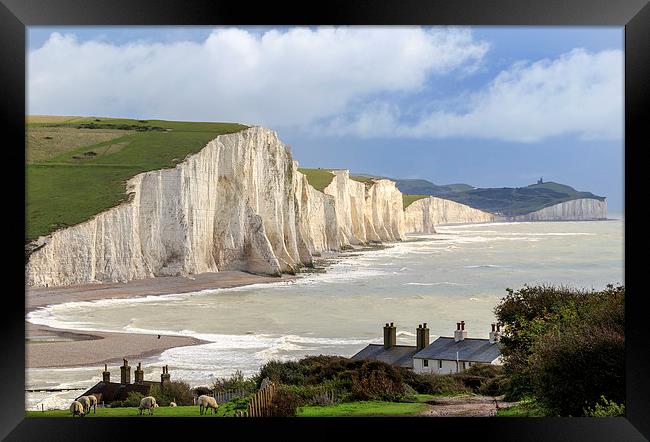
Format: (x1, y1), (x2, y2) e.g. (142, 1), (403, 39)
(413, 337), (502, 363)
(350, 344), (419, 369)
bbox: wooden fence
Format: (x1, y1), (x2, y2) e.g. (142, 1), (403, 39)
(243, 381), (276, 417)
(213, 389), (248, 404)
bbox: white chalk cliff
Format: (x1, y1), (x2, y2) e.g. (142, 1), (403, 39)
(509, 198), (607, 221)
(26, 127), (406, 287)
(404, 196), (497, 233)
(25, 127), (609, 288)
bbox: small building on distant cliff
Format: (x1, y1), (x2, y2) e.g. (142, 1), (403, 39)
(78, 359), (171, 405)
(351, 321), (503, 374)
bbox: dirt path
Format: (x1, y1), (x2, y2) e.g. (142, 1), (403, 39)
(419, 395), (518, 417)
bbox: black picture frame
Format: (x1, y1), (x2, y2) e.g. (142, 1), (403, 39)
(2, 0), (648, 439)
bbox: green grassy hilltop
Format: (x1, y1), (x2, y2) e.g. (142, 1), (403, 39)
(26, 116), (247, 242)
(394, 178), (605, 217)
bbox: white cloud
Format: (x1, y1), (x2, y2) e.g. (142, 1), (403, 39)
(324, 48), (623, 142)
(27, 26), (488, 127)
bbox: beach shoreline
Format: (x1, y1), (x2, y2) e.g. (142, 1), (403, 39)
(26, 271), (296, 368)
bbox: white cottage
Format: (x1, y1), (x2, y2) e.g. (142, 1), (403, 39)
(351, 321), (503, 374)
(412, 321), (503, 374)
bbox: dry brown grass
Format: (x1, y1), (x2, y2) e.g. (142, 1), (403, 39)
(26, 115), (91, 124)
(27, 127), (133, 162)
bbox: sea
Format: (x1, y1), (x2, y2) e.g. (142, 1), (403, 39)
(25, 215), (624, 410)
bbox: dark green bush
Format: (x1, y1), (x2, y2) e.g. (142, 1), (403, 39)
(212, 370), (256, 393)
(529, 324), (624, 416)
(494, 284), (625, 413)
(257, 360), (308, 387)
(268, 386), (305, 417)
(348, 360), (405, 402)
(192, 386), (213, 397)
(149, 381), (194, 406)
(112, 391), (145, 408)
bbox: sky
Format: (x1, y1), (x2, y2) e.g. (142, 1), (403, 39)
(27, 26), (624, 211)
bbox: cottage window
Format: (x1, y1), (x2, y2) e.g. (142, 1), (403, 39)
(461, 362), (466, 370)
(438, 360), (442, 368)
(423, 359), (428, 367)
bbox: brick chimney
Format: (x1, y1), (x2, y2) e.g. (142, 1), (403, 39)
(161, 365), (171, 385)
(454, 321), (468, 342)
(134, 362), (144, 384)
(416, 323), (430, 351)
(490, 323), (502, 343)
(383, 322), (397, 349)
(120, 358), (131, 385)
(102, 364), (110, 383)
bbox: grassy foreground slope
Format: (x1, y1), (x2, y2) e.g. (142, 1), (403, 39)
(26, 116), (247, 241)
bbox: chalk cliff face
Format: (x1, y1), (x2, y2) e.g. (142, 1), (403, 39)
(294, 167), (340, 256)
(509, 198), (607, 222)
(27, 127), (307, 287)
(364, 179), (406, 242)
(26, 128), (409, 287)
(322, 170), (367, 245)
(404, 196), (496, 233)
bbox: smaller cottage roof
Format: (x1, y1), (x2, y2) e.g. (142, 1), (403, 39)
(413, 337), (502, 363)
(350, 344), (419, 369)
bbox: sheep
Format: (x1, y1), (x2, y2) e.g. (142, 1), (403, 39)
(77, 396), (91, 414)
(197, 395), (219, 415)
(169, 401), (177, 407)
(139, 396), (159, 415)
(87, 394), (98, 414)
(70, 400), (84, 417)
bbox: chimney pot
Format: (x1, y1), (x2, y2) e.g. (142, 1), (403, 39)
(492, 323), (495, 332)
(456, 322), (460, 330)
(423, 323), (427, 328)
(390, 322), (394, 327)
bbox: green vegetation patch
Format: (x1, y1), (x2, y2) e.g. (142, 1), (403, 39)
(297, 168), (335, 192)
(402, 194), (429, 209)
(27, 127), (133, 163)
(26, 117), (247, 241)
(296, 400), (427, 417)
(26, 405), (227, 418)
(496, 398), (548, 417)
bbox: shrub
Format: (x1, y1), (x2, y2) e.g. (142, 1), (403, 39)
(584, 396), (625, 417)
(528, 324), (624, 416)
(149, 381), (194, 406)
(267, 386), (305, 417)
(424, 373), (470, 395)
(192, 386), (213, 397)
(212, 370), (256, 393)
(257, 360), (308, 387)
(112, 391), (145, 408)
(348, 360), (405, 402)
(494, 284), (625, 406)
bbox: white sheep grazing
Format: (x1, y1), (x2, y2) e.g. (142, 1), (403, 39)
(70, 400), (84, 417)
(169, 401), (177, 407)
(198, 395), (219, 415)
(77, 396), (91, 414)
(139, 396), (158, 415)
(87, 394), (98, 413)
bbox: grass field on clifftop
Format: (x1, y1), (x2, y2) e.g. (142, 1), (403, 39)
(26, 116), (247, 241)
(402, 194), (429, 209)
